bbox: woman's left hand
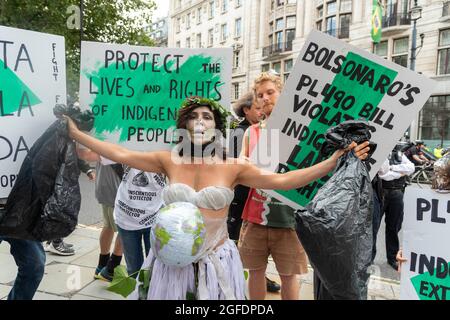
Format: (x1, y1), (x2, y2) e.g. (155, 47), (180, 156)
(330, 141), (371, 163)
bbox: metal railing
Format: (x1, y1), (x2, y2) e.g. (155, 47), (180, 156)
(262, 41), (293, 57)
(324, 27), (350, 39)
(382, 13), (411, 28)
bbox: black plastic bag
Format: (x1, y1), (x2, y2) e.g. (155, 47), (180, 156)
(320, 119), (377, 160)
(0, 105), (93, 241)
(296, 152), (373, 300)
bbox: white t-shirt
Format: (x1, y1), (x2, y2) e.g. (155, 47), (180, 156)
(113, 167), (166, 231)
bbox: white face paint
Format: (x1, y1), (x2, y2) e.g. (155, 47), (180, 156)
(186, 106), (216, 145)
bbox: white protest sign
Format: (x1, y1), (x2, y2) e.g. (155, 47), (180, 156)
(0, 26), (66, 198)
(79, 41), (232, 152)
(400, 186), (450, 300)
(254, 30), (436, 209)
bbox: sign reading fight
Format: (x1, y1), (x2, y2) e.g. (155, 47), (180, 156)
(400, 186), (450, 300)
(254, 30), (436, 209)
(79, 41), (232, 151)
(0, 26), (66, 198)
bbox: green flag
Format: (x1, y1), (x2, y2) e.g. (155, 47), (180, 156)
(371, 0), (382, 43)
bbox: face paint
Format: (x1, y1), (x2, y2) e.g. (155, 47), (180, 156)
(186, 106), (216, 145)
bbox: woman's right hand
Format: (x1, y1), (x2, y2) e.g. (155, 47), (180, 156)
(63, 115), (80, 139)
(396, 249), (408, 273)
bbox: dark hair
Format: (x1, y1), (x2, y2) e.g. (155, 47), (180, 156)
(176, 96), (228, 160)
(233, 92), (254, 118)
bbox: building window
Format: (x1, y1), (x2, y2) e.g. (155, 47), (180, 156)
(186, 13), (191, 29)
(392, 37), (408, 67)
(327, 1), (337, 16)
(438, 29), (450, 75)
(284, 59), (293, 82)
(286, 15), (296, 28)
(273, 61), (281, 74)
(196, 33), (202, 48)
(318, 5), (324, 18)
(276, 18), (284, 30)
(176, 18), (181, 33)
(340, 0), (352, 13)
(382, 0), (411, 27)
(444, 1), (450, 17)
(277, 0), (285, 7)
(233, 50), (240, 68)
(186, 37), (191, 48)
(374, 40), (388, 58)
(285, 29), (295, 49)
(197, 8), (202, 24)
(275, 31), (283, 49)
(235, 18), (242, 38)
(209, 1), (215, 19)
(316, 20), (323, 31)
(339, 13), (351, 38)
(176, 41), (180, 48)
(419, 95), (450, 145)
(221, 23), (228, 42)
(262, 64), (270, 72)
(233, 83), (240, 100)
(236, 0), (242, 8)
(326, 16), (337, 36)
(208, 29), (214, 47)
(222, 0), (228, 13)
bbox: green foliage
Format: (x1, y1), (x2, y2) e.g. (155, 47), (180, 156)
(0, 0), (156, 98)
(107, 265), (137, 298)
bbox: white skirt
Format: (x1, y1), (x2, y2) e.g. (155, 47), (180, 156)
(129, 239), (246, 300)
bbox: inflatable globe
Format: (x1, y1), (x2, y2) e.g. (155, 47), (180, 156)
(150, 202), (206, 267)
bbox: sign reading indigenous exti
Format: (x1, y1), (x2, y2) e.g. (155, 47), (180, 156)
(401, 186), (450, 300)
(254, 30), (436, 209)
(0, 26), (66, 198)
(79, 41), (232, 151)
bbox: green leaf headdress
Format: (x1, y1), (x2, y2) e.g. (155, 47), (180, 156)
(179, 97), (231, 137)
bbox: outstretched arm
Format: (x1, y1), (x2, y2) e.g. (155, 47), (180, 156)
(235, 142), (370, 190)
(65, 116), (166, 174)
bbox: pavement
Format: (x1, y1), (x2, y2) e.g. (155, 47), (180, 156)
(0, 223), (400, 300)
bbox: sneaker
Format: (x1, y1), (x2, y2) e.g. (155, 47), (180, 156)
(94, 266), (103, 279)
(95, 266), (114, 282)
(62, 241), (74, 248)
(46, 241), (75, 256)
(266, 277), (281, 293)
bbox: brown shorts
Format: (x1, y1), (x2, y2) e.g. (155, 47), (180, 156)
(102, 205), (117, 232)
(238, 221), (309, 275)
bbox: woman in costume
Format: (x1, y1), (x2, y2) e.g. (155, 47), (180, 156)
(65, 97), (370, 299)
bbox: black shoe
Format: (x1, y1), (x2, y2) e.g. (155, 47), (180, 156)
(387, 260), (398, 271)
(266, 277), (281, 293)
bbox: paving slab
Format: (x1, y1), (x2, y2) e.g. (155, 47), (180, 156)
(37, 263), (95, 296)
(33, 291), (70, 300)
(70, 293), (105, 300)
(77, 279), (126, 300)
(0, 253), (18, 284)
(44, 235), (100, 265)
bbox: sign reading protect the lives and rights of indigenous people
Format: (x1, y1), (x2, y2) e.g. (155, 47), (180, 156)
(79, 41), (232, 151)
(400, 186), (450, 300)
(253, 29), (436, 209)
(0, 26), (66, 198)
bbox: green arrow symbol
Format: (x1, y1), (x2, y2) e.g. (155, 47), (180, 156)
(411, 262), (450, 300)
(0, 59), (41, 117)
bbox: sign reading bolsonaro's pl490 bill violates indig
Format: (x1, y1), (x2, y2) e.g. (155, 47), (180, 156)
(79, 41), (232, 152)
(0, 26), (66, 198)
(401, 186), (450, 300)
(253, 30), (436, 209)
